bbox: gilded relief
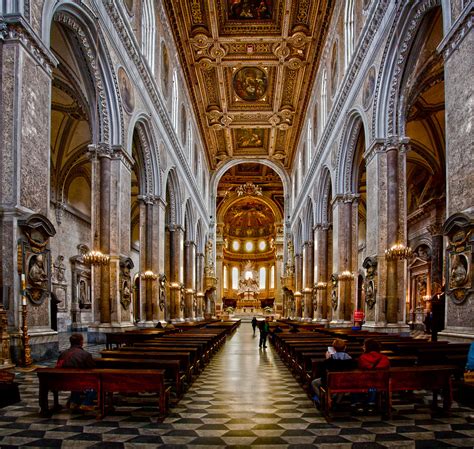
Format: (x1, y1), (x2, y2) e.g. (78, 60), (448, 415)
(233, 67), (268, 101)
(118, 67), (134, 114)
(228, 0), (272, 20)
(237, 128), (264, 148)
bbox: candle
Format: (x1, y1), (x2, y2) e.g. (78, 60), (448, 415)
(21, 274), (26, 291)
(22, 296), (27, 306)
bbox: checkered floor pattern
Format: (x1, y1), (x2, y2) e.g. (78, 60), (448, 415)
(1, 325), (473, 448)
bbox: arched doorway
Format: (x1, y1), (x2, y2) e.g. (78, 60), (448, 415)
(216, 163), (284, 317)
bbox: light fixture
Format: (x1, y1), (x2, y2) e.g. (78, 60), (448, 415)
(245, 241), (254, 252)
(315, 282), (327, 290)
(338, 271), (354, 281)
(141, 270), (157, 280)
(83, 250), (109, 266)
(385, 243), (413, 260)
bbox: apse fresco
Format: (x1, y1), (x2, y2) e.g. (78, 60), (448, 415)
(228, 0), (272, 20)
(233, 67), (268, 101)
(237, 129), (264, 148)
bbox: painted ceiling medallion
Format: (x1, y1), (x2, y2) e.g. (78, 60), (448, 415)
(228, 0), (273, 20)
(237, 129), (264, 148)
(233, 67), (268, 101)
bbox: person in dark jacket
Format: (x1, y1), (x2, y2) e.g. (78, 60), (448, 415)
(259, 317), (270, 348)
(251, 316), (258, 335)
(311, 338), (355, 407)
(56, 334), (95, 410)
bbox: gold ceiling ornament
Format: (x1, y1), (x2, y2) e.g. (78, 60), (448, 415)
(236, 182), (263, 197)
(83, 250), (109, 266)
(385, 243), (413, 260)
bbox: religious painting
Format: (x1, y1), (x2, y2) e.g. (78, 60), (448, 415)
(228, 0), (272, 20)
(236, 128), (264, 148)
(118, 67), (134, 114)
(233, 67), (268, 101)
(162, 43), (170, 97)
(362, 66), (376, 109)
(330, 41), (338, 96)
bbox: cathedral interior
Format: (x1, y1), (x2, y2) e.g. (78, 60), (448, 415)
(0, 0), (473, 446)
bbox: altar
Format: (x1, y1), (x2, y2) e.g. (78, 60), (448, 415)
(236, 262), (261, 312)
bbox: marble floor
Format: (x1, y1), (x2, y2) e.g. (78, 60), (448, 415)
(1, 324), (474, 448)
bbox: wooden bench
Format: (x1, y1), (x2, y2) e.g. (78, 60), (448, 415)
(388, 365), (456, 417)
(37, 368), (170, 419)
(320, 370), (390, 418)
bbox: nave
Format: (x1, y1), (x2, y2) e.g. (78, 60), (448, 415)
(1, 324), (474, 448)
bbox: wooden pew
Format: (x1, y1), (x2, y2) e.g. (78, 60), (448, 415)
(37, 367), (170, 419)
(319, 369), (390, 418)
(388, 365), (456, 417)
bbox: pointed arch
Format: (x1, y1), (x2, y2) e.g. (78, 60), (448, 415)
(184, 199), (196, 242)
(335, 110), (369, 194)
(315, 166), (333, 225)
(302, 197), (314, 243)
(373, 0), (441, 138)
(164, 168), (183, 227)
(294, 219), (303, 255)
(196, 219), (205, 254)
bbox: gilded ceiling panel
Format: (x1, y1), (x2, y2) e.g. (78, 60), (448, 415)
(163, 0), (333, 169)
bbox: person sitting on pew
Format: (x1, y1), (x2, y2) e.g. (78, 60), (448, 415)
(56, 334), (96, 411)
(354, 338), (390, 413)
(165, 320), (175, 329)
(155, 321), (164, 329)
(311, 338), (355, 408)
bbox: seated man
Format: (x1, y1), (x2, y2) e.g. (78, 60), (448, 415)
(56, 333), (96, 410)
(311, 338), (355, 407)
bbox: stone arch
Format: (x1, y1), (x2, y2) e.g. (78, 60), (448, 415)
(315, 166), (333, 225)
(302, 197), (314, 243)
(129, 114), (162, 197)
(373, 0), (441, 138)
(335, 110), (368, 194)
(196, 219), (205, 254)
(184, 199), (196, 242)
(164, 168), (183, 227)
(45, 1), (123, 145)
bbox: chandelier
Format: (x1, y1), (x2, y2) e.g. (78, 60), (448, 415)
(385, 243), (413, 260)
(83, 250), (109, 266)
(141, 270), (157, 280)
(236, 182), (262, 197)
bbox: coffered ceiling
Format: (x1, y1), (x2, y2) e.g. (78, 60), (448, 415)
(163, 0), (333, 170)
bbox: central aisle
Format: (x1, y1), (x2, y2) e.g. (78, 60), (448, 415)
(165, 322), (320, 446)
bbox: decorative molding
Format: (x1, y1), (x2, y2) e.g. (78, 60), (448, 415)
(437, 3), (473, 62)
(0, 21), (58, 76)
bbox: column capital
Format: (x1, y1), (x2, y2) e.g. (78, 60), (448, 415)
(314, 222), (331, 231)
(428, 223), (443, 236)
(112, 145), (134, 170)
(88, 143), (112, 159)
(0, 20), (58, 76)
(137, 194), (160, 205)
(332, 193), (360, 205)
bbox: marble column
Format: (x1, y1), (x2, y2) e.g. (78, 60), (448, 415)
(428, 223), (443, 293)
(314, 224), (329, 322)
(184, 240), (196, 320)
(302, 241), (314, 321)
(294, 253), (303, 318)
(168, 226), (184, 320)
(196, 252), (205, 319)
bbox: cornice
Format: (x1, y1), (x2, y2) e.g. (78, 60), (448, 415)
(0, 18), (58, 75)
(102, 0), (207, 221)
(437, 3), (473, 62)
(292, 0), (391, 223)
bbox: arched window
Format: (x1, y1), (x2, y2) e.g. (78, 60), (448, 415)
(344, 0), (355, 70)
(180, 105), (187, 145)
(270, 266), (275, 289)
(223, 265), (228, 289)
(313, 103), (318, 144)
(259, 267), (266, 290)
(232, 267), (239, 290)
(172, 70), (178, 128)
(141, 0), (156, 73)
(321, 69), (327, 134)
(193, 144), (199, 175)
(161, 43), (170, 96)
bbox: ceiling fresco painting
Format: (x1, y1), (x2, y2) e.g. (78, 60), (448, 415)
(228, 0), (273, 21)
(164, 0), (333, 169)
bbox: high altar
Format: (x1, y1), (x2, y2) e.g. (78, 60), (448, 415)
(236, 262), (260, 310)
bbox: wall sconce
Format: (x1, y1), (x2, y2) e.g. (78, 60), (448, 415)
(338, 271), (354, 281)
(83, 250), (109, 266)
(385, 243), (413, 260)
(141, 270), (157, 280)
(315, 282), (328, 290)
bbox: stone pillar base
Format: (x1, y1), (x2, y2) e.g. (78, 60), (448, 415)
(438, 329), (474, 343)
(136, 321), (156, 328)
(329, 320), (352, 328)
(11, 330), (59, 364)
(87, 323), (136, 344)
(313, 319), (329, 327)
(362, 322), (410, 334)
